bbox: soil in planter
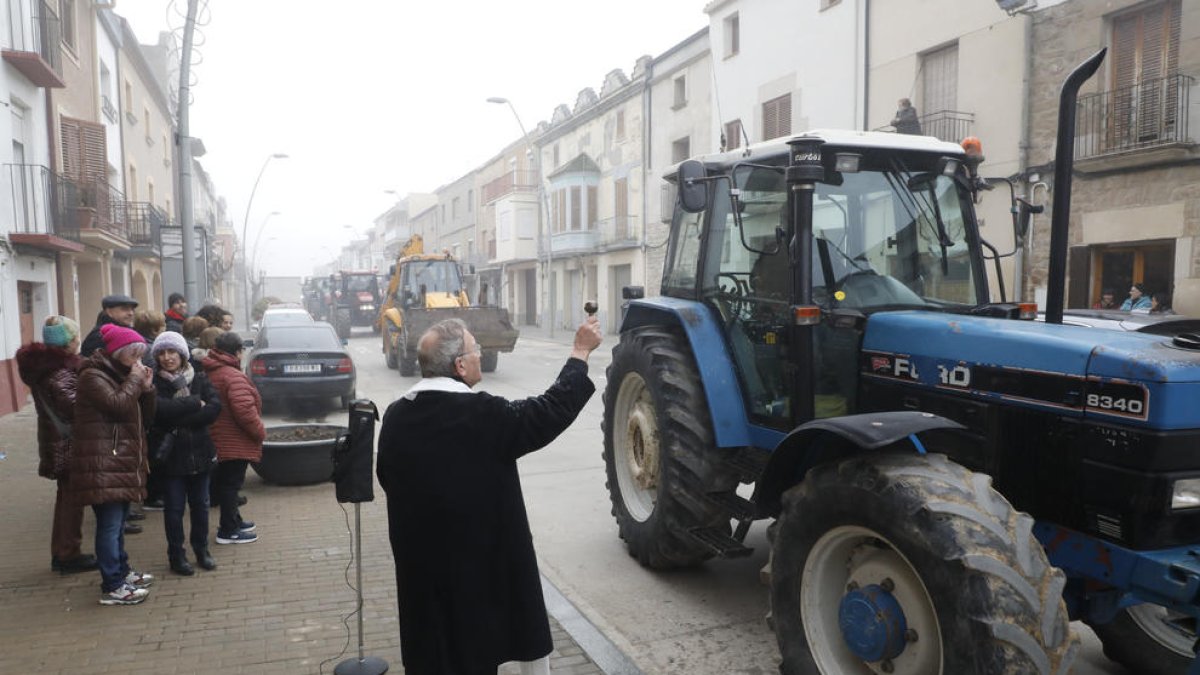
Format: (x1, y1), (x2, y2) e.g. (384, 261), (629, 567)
(265, 425), (342, 443)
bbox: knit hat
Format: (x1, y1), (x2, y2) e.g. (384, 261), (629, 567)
(99, 323), (145, 355)
(42, 316), (80, 347)
(151, 331), (190, 360)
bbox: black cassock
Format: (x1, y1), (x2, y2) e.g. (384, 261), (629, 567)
(376, 358), (595, 675)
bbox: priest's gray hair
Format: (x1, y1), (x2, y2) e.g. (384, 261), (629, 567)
(418, 318), (467, 378)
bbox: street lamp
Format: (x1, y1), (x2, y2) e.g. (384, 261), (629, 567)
(488, 96), (554, 337)
(240, 153), (288, 330)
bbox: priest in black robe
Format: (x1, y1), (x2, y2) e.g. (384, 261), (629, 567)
(377, 316), (603, 675)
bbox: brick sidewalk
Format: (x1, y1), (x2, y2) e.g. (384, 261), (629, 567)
(0, 404), (604, 675)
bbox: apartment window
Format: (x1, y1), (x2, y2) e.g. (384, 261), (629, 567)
(672, 136), (691, 163)
(128, 165), (138, 200)
(673, 75), (687, 109)
(452, 197), (460, 219)
(553, 144), (560, 168)
(614, 178), (628, 239)
(148, 180), (155, 206)
(921, 43), (959, 119)
(616, 110), (626, 141)
(762, 94), (792, 140)
(1111, 1), (1182, 142)
(166, 197), (172, 218)
(725, 119), (744, 151)
(59, 0), (76, 52)
(588, 186), (598, 228)
(467, 189), (473, 212)
(125, 81), (133, 109)
(724, 12), (739, 58)
(570, 186), (582, 230)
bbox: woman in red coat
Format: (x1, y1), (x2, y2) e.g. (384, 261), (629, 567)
(15, 316), (95, 574)
(73, 324), (157, 605)
(202, 331), (264, 544)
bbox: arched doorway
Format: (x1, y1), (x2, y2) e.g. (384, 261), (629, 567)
(152, 271), (163, 311)
(132, 270), (149, 309)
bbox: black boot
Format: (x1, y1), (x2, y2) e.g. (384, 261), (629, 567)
(52, 554), (98, 574)
(170, 556), (195, 576)
(195, 549), (217, 571)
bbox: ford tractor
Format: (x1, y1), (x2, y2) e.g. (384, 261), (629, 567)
(602, 50), (1200, 674)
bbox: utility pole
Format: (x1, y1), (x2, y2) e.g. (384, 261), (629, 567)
(176, 0), (200, 307)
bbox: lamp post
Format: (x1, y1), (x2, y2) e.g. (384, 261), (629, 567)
(487, 96), (554, 337)
(249, 228), (280, 307)
(240, 153), (288, 330)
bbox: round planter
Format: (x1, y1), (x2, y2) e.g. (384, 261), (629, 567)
(253, 424), (346, 486)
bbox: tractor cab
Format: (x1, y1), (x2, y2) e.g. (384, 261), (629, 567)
(664, 131), (999, 430)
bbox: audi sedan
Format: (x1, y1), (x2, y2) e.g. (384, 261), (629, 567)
(244, 322), (356, 409)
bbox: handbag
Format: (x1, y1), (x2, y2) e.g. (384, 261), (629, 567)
(152, 429), (178, 463)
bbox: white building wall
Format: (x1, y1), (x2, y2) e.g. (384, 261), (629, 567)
(707, 0), (860, 144)
(95, 16), (123, 191)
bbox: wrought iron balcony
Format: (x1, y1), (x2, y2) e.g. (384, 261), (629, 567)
(67, 176), (131, 245)
(4, 163), (82, 252)
(916, 110), (974, 144)
(481, 169), (538, 204)
(122, 202), (167, 253)
(1, 1), (65, 88)
(1076, 74), (1194, 159)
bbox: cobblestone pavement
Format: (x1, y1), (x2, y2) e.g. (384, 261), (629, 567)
(0, 404), (604, 675)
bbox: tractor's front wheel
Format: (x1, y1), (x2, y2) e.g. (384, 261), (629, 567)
(601, 327), (738, 569)
(335, 309), (351, 339)
(770, 453), (1077, 675)
(1090, 604), (1195, 675)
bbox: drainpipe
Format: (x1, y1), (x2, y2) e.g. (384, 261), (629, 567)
(861, 0), (871, 131)
(1013, 12), (1034, 302)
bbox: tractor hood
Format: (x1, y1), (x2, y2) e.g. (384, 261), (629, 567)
(861, 312), (1200, 430)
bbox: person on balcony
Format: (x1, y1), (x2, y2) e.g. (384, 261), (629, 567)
(1121, 283), (1152, 312)
(892, 98), (922, 135)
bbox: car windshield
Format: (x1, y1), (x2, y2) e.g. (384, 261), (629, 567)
(262, 311), (311, 325)
(262, 326), (341, 350)
(701, 159), (982, 312)
(344, 275), (377, 293)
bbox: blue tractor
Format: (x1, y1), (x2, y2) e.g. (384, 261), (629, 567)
(602, 51), (1200, 674)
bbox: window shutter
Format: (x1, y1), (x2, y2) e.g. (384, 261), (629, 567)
(763, 96), (791, 140)
(80, 120), (107, 182)
(614, 178), (627, 238)
(588, 185), (597, 228)
(921, 44), (959, 116)
(60, 117), (82, 179)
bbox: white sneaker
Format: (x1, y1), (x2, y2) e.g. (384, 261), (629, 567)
(125, 570), (154, 588)
(100, 583), (149, 606)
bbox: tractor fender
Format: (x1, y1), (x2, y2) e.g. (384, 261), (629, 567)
(620, 298), (752, 448)
(755, 411), (965, 518)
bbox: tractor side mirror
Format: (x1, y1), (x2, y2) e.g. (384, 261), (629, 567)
(677, 160), (708, 213)
(622, 286), (645, 300)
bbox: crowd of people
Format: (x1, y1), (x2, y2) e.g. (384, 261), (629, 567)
(16, 292), (264, 606)
(1093, 284), (1175, 314)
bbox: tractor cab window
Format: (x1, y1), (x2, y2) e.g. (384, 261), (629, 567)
(402, 261), (461, 301)
(663, 201), (706, 296)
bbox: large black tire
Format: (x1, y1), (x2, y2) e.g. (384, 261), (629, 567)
(1090, 605), (1194, 674)
(770, 452), (1077, 675)
(601, 327), (738, 569)
(480, 349), (498, 373)
(398, 328), (416, 377)
(335, 309), (351, 340)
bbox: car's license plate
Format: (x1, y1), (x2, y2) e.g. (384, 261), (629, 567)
(283, 364), (321, 374)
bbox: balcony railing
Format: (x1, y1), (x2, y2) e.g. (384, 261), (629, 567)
(916, 110), (974, 144)
(1076, 74), (1194, 159)
(481, 169), (538, 204)
(1, 1), (64, 88)
(68, 176), (130, 239)
(122, 202), (167, 250)
(5, 163), (80, 241)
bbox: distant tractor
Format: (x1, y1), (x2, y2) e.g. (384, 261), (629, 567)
(328, 271), (381, 339)
(602, 51), (1200, 674)
(378, 235), (518, 376)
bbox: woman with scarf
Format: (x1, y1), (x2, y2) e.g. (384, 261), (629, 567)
(73, 324), (156, 605)
(148, 332), (222, 575)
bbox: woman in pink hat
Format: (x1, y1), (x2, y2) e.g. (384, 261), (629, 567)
(72, 323), (157, 605)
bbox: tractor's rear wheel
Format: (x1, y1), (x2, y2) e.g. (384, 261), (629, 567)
(1090, 604), (1195, 674)
(480, 349), (499, 373)
(398, 328), (416, 377)
(770, 453), (1077, 675)
(601, 327), (738, 569)
(335, 309), (351, 339)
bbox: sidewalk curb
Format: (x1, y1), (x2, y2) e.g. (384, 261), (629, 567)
(540, 572), (644, 675)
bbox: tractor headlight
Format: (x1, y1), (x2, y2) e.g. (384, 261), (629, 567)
(1171, 478), (1200, 510)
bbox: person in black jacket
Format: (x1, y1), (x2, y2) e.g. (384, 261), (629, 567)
(81, 294), (139, 358)
(148, 331), (222, 576)
(376, 317), (602, 675)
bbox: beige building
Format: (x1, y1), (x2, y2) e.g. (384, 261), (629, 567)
(1025, 0), (1200, 315)
(869, 0), (1034, 302)
(476, 140), (541, 324)
(116, 16), (174, 311)
(536, 63), (650, 333)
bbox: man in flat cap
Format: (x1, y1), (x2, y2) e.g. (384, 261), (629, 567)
(81, 294), (140, 358)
